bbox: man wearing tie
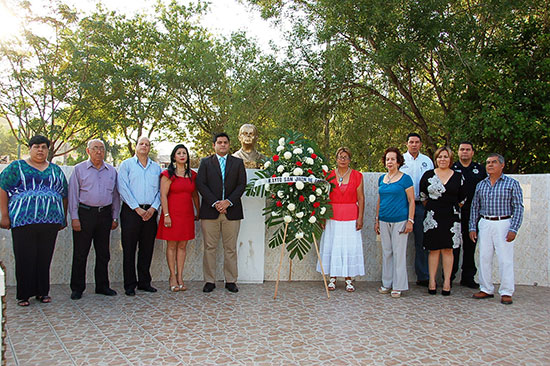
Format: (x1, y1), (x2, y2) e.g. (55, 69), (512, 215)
(196, 132), (247, 293)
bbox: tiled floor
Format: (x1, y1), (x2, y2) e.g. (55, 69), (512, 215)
(4, 281), (550, 366)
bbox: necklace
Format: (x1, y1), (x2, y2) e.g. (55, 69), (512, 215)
(386, 171), (398, 183)
(336, 168), (351, 186)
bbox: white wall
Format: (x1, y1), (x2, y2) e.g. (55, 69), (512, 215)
(0, 165), (548, 287)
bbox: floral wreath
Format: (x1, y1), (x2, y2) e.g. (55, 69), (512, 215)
(246, 131), (334, 260)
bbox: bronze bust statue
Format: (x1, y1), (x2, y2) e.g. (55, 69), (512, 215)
(233, 124), (265, 169)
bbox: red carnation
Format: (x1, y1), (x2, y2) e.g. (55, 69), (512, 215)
(313, 202), (320, 208)
(289, 141), (295, 144)
(311, 153), (317, 159)
(287, 182), (294, 186)
(273, 155), (279, 161)
(299, 195), (305, 202)
(308, 169), (313, 174)
(272, 174), (277, 178)
(296, 161), (303, 166)
(312, 185), (317, 191)
(271, 194), (276, 199)
(311, 211), (316, 216)
(276, 201), (283, 207)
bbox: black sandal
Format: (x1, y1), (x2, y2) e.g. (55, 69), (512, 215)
(17, 299), (30, 307)
(36, 295), (52, 303)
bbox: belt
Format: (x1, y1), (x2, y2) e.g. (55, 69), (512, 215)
(79, 203), (112, 213)
(139, 204), (151, 210)
(481, 215), (512, 221)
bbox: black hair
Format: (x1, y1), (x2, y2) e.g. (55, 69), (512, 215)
(28, 135), (50, 148)
(167, 144), (191, 179)
(458, 141), (474, 151)
(213, 132), (230, 144)
(406, 133), (422, 142)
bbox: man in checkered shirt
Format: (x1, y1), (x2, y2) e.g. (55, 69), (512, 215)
(469, 153), (524, 305)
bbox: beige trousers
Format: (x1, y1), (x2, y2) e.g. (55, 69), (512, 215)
(201, 214), (241, 283)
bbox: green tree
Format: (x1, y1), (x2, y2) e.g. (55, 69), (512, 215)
(248, 0), (550, 172)
(0, 2), (113, 161)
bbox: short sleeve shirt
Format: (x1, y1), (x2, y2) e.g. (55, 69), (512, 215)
(0, 160), (68, 228)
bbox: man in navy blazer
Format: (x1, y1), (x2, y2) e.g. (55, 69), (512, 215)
(196, 132), (247, 293)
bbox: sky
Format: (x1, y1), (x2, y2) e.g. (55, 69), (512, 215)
(0, 0), (287, 155)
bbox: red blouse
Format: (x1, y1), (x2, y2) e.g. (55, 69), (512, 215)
(327, 169), (363, 221)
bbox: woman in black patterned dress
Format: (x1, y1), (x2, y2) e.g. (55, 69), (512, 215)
(420, 147), (465, 296)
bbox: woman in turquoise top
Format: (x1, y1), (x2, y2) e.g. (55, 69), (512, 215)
(374, 147), (415, 298)
(0, 135), (68, 306)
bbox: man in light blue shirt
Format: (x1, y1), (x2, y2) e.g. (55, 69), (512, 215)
(118, 136), (162, 296)
(399, 133), (434, 287)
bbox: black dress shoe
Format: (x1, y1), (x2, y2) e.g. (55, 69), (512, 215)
(416, 280), (429, 287)
(203, 282), (216, 292)
(137, 285), (157, 293)
(460, 281), (479, 289)
(70, 291), (82, 300)
(125, 289), (136, 296)
(225, 282), (239, 293)
(96, 288), (117, 296)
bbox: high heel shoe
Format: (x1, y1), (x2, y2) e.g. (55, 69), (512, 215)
(428, 288), (437, 295)
(441, 289), (451, 296)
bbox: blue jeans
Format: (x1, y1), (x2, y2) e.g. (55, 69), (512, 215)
(413, 202), (429, 281)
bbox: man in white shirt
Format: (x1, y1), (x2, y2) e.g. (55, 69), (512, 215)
(399, 133), (434, 286)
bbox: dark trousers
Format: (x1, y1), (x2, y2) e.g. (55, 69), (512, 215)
(12, 224), (59, 300)
(120, 203), (157, 291)
(70, 206), (112, 293)
(413, 202), (429, 281)
(451, 213), (477, 283)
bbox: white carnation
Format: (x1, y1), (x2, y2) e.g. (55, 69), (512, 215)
(322, 165), (328, 172)
(296, 212), (304, 218)
(277, 190), (284, 198)
(287, 203), (296, 211)
(309, 216), (317, 224)
(307, 147), (314, 154)
(295, 232), (304, 239)
(284, 215), (292, 223)
(278, 137), (285, 146)
(316, 188), (322, 195)
(305, 157), (314, 165)
(309, 195), (316, 202)
(295, 181), (304, 190)
(276, 145), (284, 152)
(264, 161), (271, 169)
(282, 172), (290, 178)
(277, 165), (285, 173)
(283, 151), (292, 159)
(292, 148), (303, 154)
(293, 167), (303, 176)
(320, 207), (326, 215)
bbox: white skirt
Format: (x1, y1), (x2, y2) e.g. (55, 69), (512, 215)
(316, 219), (365, 277)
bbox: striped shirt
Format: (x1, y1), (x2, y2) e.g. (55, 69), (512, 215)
(469, 174), (524, 233)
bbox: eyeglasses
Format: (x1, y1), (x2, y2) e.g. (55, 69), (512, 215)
(90, 146), (105, 152)
(337, 156), (350, 161)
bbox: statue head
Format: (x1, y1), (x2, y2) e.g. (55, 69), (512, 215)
(238, 124), (258, 148)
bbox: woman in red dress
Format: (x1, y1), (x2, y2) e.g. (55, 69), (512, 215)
(157, 144), (199, 292)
